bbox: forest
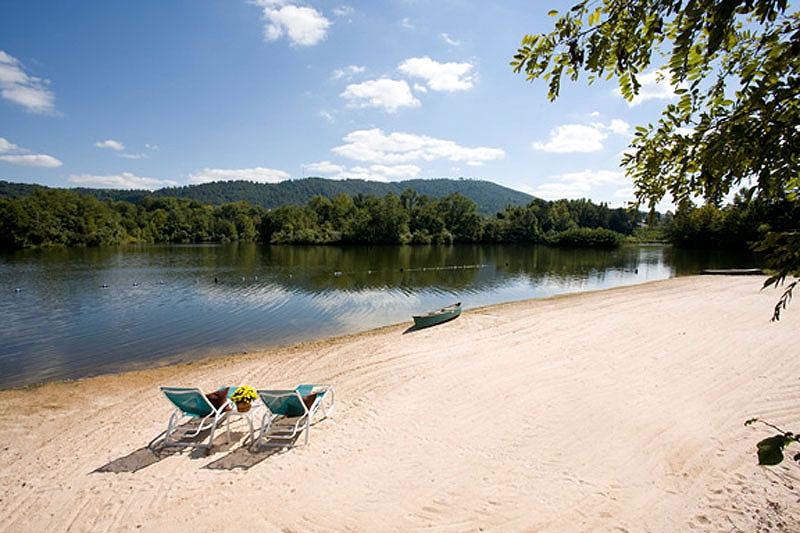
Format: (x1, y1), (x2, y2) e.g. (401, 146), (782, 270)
(0, 185), (637, 249)
(0, 183), (790, 252)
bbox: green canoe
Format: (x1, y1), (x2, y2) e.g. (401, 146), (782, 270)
(412, 302), (462, 329)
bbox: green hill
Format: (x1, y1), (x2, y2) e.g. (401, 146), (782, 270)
(0, 177), (534, 215)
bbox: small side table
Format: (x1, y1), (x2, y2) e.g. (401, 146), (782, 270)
(225, 401), (262, 445)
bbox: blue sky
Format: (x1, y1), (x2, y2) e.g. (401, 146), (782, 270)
(1, 1), (681, 207)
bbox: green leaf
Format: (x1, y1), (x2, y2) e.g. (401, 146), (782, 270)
(548, 10), (559, 17)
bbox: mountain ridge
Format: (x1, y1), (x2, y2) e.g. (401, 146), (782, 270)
(0, 177), (536, 215)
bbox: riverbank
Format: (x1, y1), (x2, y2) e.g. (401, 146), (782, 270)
(1, 275), (798, 531)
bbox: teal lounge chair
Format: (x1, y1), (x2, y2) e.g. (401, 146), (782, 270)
(256, 384), (334, 448)
(160, 386), (232, 449)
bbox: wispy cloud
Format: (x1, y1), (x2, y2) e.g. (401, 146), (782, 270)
(331, 64), (365, 81)
(400, 17), (414, 30)
(332, 5), (353, 18)
(319, 110), (335, 123)
(254, 1), (331, 47)
(340, 78), (420, 113)
(0, 50), (56, 114)
(95, 139), (155, 159)
(0, 154), (62, 167)
(94, 139), (153, 159)
(441, 33), (461, 46)
(95, 139), (125, 151)
(68, 172), (176, 190)
(332, 128), (504, 167)
(186, 166), (291, 184)
(398, 57), (474, 92)
(0, 136), (62, 167)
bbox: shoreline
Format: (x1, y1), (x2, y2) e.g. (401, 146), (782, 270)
(1, 275), (799, 531)
(1, 277), (666, 393)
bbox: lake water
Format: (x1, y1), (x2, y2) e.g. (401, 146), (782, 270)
(0, 243), (759, 390)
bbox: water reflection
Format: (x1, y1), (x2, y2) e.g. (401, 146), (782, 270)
(0, 243), (759, 389)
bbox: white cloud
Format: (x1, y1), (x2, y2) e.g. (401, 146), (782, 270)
(618, 70), (684, 107)
(0, 137), (20, 153)
(363, 164), (420, 179)
(400, 17), (414, 30)
(344, 164), (421, 182)
(255, 2), (331, 47)
(68, 172), (175, 189)
(0, 154), (62, 167)
(0, 50), (56, 114)
(533, 120), (630, 153)
(603, 119), (630, 135)
(340, 78), (420, 113)
(331, 64), (365, 80)
(397, 56), (474, 92)
(186, 166), (291, 184)
(332, 128), (504, 167)
(95, 139), (125, 151)
(529, 169), (628, 201)
(95, 139), (151, 159)
(303, 160), (345, 176)
(614, 187), (636, 200)
(533, 124), (607, 153)
(304, 160), (419, 182)
(145, 143), (160, 151)
(0, 136), (62, 167)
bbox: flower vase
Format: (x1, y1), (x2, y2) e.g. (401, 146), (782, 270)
(236, 402), (251, 412)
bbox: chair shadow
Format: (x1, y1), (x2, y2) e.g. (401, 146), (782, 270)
(205, 423), (305, 470)
(92, 428), (243, 473)
(94, 418), (319, 473)
(92, 431), (177, 474)
(203, 443), (286, 470)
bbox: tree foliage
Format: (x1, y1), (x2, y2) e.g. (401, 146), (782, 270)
(512, 0), (800, 318)
(0, 185), (641, 249)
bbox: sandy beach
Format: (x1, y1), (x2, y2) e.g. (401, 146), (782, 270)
(1, 275), (799, 532)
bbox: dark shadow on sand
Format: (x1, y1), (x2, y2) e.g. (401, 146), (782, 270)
(92, 427), (243, 473)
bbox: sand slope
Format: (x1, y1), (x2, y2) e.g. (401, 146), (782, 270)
(1, 275), (799, 531)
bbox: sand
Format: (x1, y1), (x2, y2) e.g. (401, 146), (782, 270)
(1, 275), (799, 532)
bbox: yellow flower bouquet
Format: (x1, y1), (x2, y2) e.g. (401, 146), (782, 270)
(230, 385), (257, 411)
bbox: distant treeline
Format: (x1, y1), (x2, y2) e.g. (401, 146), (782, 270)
(0, 186), (639, 249)
(666, 192), (799, 251)
(0, 177), (535, 215)
(3, 184), (782, 252)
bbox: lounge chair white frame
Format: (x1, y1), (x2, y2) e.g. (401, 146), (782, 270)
(256, 384), (334, 448)
(160, 386), (232, 449)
